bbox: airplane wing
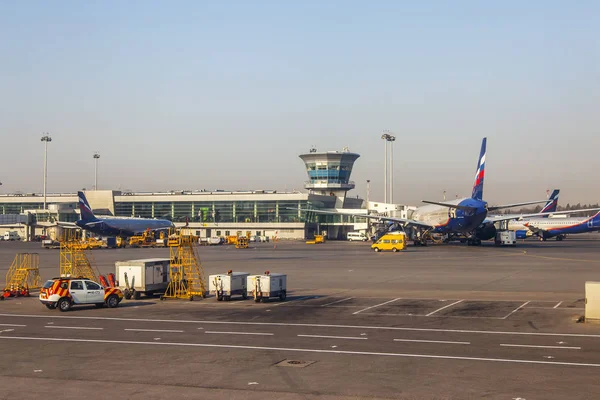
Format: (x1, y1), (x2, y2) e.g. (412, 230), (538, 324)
(487, 200), (548, 212)
(296, 208), (433, 228)
(421, 201), (477, 211)
(487, 208), (600, 223)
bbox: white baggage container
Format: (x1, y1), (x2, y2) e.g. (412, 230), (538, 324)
(247, 272), (287, 302)
(209, 271), (249, 301)
(115, 258), (170, 300)
(495, 231), (517, 246)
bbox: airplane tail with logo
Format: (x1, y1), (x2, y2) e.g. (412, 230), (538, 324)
(540, 189), (559, 216)
(78, 191), (98, 221)
(471, 137), (486, 201)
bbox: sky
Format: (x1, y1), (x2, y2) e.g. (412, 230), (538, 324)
(1, 1), (598, 206)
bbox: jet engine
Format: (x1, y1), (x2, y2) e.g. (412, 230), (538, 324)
(474, 222), (497, 241)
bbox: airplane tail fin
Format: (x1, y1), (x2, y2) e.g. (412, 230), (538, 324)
(77, 191), (98, 221)
(540, 189), (560, 215)
(471, 138), (486, 200)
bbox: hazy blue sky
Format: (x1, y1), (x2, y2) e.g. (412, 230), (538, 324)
(1, 1), (598, 206)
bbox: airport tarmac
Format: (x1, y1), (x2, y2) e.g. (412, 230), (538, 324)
(1, 237), (600, 399)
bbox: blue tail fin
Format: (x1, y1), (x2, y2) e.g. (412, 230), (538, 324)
(471, 138), (486, 200)
(540, 189), (559, 216)
(77, 191), (98, 221)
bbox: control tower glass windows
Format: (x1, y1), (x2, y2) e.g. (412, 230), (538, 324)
(306, 161), (351, 184)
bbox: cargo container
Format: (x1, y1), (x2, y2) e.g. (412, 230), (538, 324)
(115, 258), (170, 300)
(209, 271), (249, 301)
(105, 237), (117, 249)
(495, 231), (517, 246)
(247, 272), (287, 302)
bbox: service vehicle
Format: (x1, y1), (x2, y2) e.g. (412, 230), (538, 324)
(209, 271), (249, 301)
(495, 230), (517, 246)
(115, 258), (169, 299)
(247, 271), (287, 302)
(371, 232), (406, 252)
(39, 277), (123, 311)
(347, 232), (368, 241)
(3, 231), (20, 241)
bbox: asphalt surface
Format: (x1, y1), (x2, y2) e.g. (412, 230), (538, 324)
(1, 237), (600, 399)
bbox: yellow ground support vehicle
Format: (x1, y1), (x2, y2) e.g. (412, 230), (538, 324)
(82, 237), (104, 250)
(371, 233), (406, 252)
(306, 234), (326, 245)
(129, 229), (156, 248)
(236, 236), (249, 249)
(226, 236), (238, 245)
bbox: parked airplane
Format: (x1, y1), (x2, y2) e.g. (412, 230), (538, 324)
(74, 191), (174, 237)
(300, 138), (556, 246)
(509, 209), (600, 241)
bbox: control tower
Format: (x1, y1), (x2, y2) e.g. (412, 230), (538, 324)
(299, 147), (360, 208)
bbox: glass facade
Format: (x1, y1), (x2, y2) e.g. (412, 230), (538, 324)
(110, 199), (310, 223)
(0, 202), (44, 214)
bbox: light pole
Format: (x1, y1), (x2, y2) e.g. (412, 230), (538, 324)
(366, 179), (371, 204)
(41, 133), (52, 210)
(381, 132), (390, 203)
(381, 131), (396, 204)
(93, 152), (100, 190)
(388, 134), (396, 204)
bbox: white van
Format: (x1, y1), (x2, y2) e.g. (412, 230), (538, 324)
(347, 232), (368, 242)
(4, 231), (20, 241)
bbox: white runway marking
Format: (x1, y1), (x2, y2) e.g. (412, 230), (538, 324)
(0, 324), (26, 327)
(553, 301), (563, 309)
(270, 296), (315, 307)
(125, 329), (184, 333)
(298, 334), (368, 340)
(44, 326), (103, 330)
(353, 298), (401, 315)
(393, 338), (470, 345)
(1, 335), (598, 368)
(426, 300), (464, 316)
(321, 297), (354, 307)
(503, 301), (531, 319)
(500, 344), (581, 350)
(205, 331), (274, 336)
(4, 314), (600, 338)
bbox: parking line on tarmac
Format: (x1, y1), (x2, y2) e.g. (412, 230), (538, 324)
(502, 301), (530, 319)
(0, 324), (25, 327)
(271, 296), (315, 306)
(393, 339), (470, 345)
(4, 314), (600, 338)
(554, 301), (563, 309)
(352, 298), (401, 315)
(298, 334), (368, 340)
(45, 326), (103, 330)
(2, 336), (599, 368)
(125, 329), (184, 333)
(205, 331), (274, 336)
(426, 300), (464, 316)
(500, 344), (581, 350)
(321, 297), (354, 307)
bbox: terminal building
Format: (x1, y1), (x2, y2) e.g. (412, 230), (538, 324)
(0, 148), (413, 240)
